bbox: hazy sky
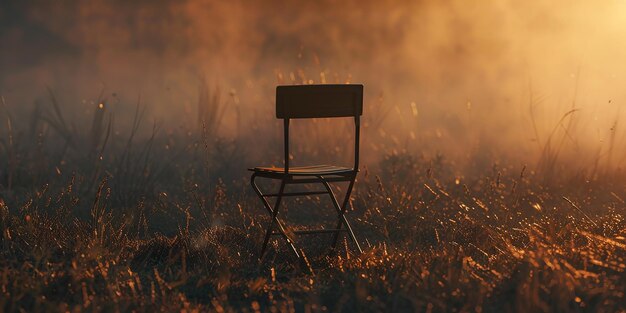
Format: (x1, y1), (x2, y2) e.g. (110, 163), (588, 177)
(1, 0), (625, 168)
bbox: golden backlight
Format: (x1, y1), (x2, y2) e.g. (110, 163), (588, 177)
(0, 0), (624, 171)
(1, 2), (625, 312)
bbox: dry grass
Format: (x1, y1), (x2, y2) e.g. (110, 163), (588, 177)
(0, 87), (624, 312)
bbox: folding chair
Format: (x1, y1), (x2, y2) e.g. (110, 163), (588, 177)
(250, 84), (364, 260)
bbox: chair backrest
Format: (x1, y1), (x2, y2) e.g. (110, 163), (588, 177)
(275, 84), (364, 172)
(276, 84), (363, 119)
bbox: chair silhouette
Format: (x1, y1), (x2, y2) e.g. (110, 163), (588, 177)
(250, 84), (364, 260)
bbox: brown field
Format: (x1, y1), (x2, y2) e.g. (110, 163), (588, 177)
(0, 84), (624, 312)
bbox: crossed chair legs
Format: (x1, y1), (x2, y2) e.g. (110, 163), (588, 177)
(250, 173), (363, 261)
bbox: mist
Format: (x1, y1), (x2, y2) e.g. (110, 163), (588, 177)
(1, 0), (625, 173)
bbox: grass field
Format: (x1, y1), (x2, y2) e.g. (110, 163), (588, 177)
(0, 84), (624, 313)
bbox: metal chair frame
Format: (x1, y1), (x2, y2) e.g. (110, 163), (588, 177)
(250, 84), (364, 260)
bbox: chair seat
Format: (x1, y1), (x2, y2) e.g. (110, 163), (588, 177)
(249, 164), (355, 176)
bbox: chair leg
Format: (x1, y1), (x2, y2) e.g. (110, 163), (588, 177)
(260, 179), (285, 256)
(331, 178), (357, 248)
(251, 174), (300, 260)
(319, 177), (363, 253)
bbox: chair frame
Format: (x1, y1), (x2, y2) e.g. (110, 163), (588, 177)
(250, 84), (364, 260)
